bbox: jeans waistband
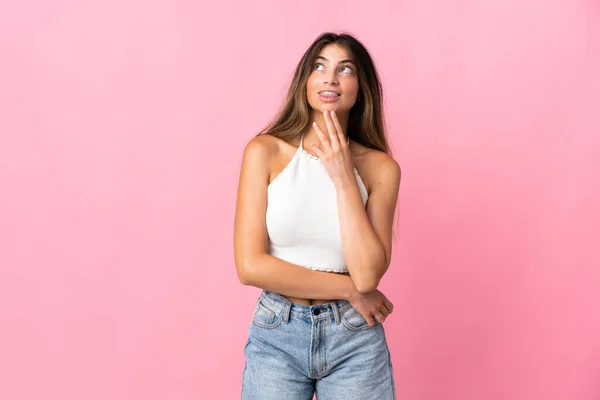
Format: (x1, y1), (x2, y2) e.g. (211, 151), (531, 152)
(259, 290), (353, 324)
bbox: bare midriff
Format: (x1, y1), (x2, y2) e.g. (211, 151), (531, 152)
(280, 295), (335, 306)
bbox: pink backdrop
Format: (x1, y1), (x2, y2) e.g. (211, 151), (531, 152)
(1, 1), (599, 399)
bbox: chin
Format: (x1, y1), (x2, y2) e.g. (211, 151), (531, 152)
(310, 102), (347, 113)
(322, 105), (350, 113)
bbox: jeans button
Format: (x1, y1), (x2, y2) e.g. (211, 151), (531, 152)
(313, 308), (321, 315)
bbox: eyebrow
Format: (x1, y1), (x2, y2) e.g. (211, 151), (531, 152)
(315, 56), (355, 65)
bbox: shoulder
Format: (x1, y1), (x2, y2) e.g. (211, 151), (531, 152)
(373, 151), (401, 183)
(351, 142), (401, 189)
(243, 134), (279, 158)
(241, 134), (283, 169)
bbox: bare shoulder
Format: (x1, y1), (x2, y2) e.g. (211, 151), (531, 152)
(351, 142), (401, 192)
(242, 134), (280, 163)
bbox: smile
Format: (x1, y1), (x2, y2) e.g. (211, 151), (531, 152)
(319, 91), (340, 96)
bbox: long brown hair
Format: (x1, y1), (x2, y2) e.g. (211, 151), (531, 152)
(258, 32), (400, 241)
(258, 32), (391, 155)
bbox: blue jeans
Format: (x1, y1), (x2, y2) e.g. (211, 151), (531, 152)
(241, 290), (396, 399)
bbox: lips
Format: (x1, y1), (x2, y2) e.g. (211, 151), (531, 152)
(318, 90), (341, 96)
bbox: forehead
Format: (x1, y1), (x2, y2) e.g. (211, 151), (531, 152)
(317, 43), (353, 62)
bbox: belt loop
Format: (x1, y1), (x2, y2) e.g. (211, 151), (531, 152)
(331, 301), (341, 324)
(283, 301), (292, 324)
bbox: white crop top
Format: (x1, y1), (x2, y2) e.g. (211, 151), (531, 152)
(265, 133), (369, 273)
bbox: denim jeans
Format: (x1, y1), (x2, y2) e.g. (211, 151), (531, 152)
(241, 290), (396, 399)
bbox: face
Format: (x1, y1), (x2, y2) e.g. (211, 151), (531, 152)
(306, 44), (360, 115)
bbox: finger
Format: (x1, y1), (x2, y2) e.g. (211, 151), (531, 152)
(384, 299), (394, 313)
(367, 316), (377, 327)
(330, 111), (347, 147)
(379, 305), (390, 318)
(323, 110), (340, 152)
(312, 122), (331, 151)
(361, 312), (376, 327)
(373, 310), (386, 323)
(310, 144), (324, 159)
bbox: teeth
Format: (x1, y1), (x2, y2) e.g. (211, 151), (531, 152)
(320, 91), (339, 96)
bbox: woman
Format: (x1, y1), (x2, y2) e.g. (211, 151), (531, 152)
(234, 32), (401, 399)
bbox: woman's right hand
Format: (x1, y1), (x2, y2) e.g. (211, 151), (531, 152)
(347, 288), (394, 327)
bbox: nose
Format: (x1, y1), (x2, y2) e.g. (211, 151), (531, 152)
(324, 70), (339, 85)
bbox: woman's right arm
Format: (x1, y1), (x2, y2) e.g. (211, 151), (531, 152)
(233, 135), (357, 300)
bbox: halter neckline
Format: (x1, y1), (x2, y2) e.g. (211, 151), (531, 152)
(299, 132), (350, 150)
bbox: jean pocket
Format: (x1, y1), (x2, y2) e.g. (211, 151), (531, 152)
(340, 305), (379, 332)
(251, 298), (283, 329)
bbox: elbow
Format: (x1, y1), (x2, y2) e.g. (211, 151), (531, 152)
(355, 277), (381, 294)
(238, 271), (252, 286)
(236, 258), (253, 286)
(237, 265), (254, 286)
(236, 255), (262, 286)
(353, 253), (388, 294)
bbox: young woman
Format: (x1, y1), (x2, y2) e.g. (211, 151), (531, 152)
(234, 32), (401, 399)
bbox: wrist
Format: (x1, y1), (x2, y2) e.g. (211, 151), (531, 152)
(342, 276), (359, 301)
(334, 173), (359, 193)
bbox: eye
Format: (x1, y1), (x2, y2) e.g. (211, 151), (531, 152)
(313, 63), (325, 71)
(340, 65), (354, 74)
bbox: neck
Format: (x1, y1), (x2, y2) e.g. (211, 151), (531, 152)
(302, 109), (350, 150)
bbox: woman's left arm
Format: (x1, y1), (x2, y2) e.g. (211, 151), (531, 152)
(311, 110), (401, 293)
(336, 153), (400, 293)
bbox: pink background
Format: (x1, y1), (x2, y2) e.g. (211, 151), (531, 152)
(1, 1), (599, 399)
